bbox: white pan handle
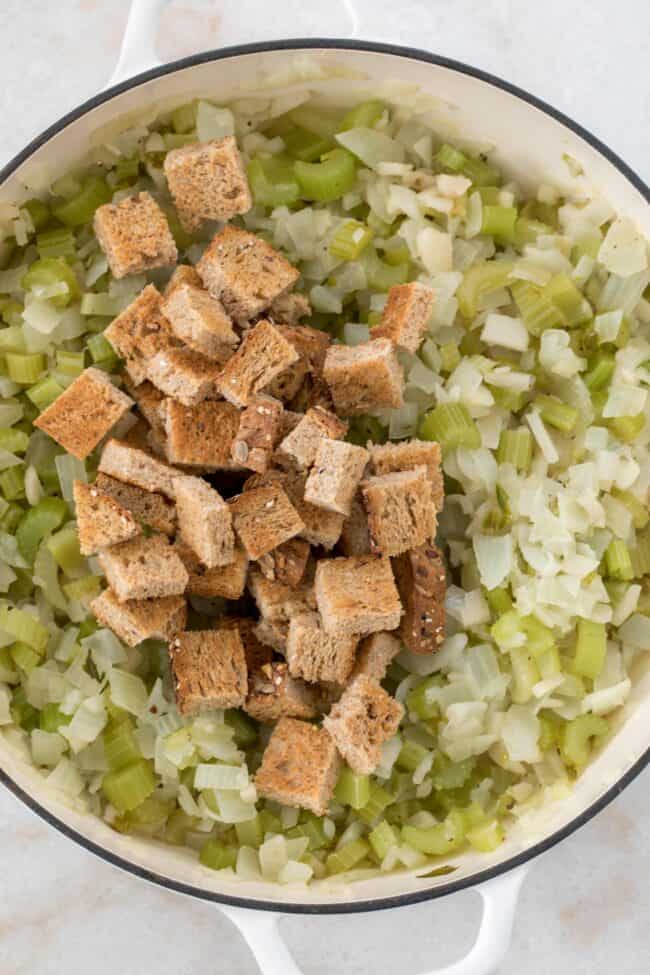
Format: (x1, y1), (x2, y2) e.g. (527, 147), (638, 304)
(105, 0), (362, 90)
(220, 866), (528, 975)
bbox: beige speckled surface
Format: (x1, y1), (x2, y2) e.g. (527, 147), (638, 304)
(0, 2), (649, 973)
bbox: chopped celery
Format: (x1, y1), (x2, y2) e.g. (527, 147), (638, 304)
(481, 507), (511, 535)
(63, 575), (101, 602)
(235, 815), (264, 848)
(486, 586), (513, 615)
(481, 205), (517, 244)
(573, 619), (607, 680)
(86, 333), (118, 367)
(339, 100), (386, 131)
(22, 257), (80, 308)
(10, 640), (41, 674)
(329, 220), (373, 261)
(631, 531), (650, 578)
(358, 783), (395, 825)
(294, 149), (357, 203)
(10, 686), (39, 731)
(335, 767), (371, 809)
(435, 143), (466, 172)
(0, 324), (26, 351)
(510, 280), (562, 336)
(544, 273), (591, 327)
(1, 301), (24, 328)
(439, 343), (461, 374)
(287, 814), (327, 851)
(521, 616), (555, 656)
(23, 198), (50, 232)
(397, 740), (429, 772)
(258, 808), (283, 835)
(346, 415), (387, 447)
(491, 386), (529, 412)
(560, 714), (608, 769)
(466, 819), (504, 853)
(56, 350), (85, 377)
(80, 293), (123, 317)
(116, 796), (174, 833)
(5, 352), (46, 384)
(0, 428), (29, 454)
(584, 352), (615, 392)
(47, 525), (85, 572)
(368, 820), (398, 860)
(0, 606), (49, 653)
(200, 840), (237, 871)
(363, 249), (409, 291)
(607, 414), (645, 443)
(462, 155), (500, 186)
(171, 102), (197, 133)
(288, 106), (342, 140)
(510, 647), (539, 703)
(514, 217), (552, 247)
(326, 838), (370, 875)
(26, 376), (64, 411)
(247, 155), (300, 208)
(605, 539), (634, 581)
(611, 488), (649, 530)
(53, 176), (111, 227)
(407, 675), (441, 720)
(402, 811), (465, 855)
(419, 403), (481, 450)
(0, 466), (26, 501)
(497, 428), (532, 472)
(36, 227), (76, 261)
(103, 719), (142, 771)
(40, 702), (72, 733)
(1, 502), (25, 532)
(283, 126), (334, 162)
(457, 261), (514, 320)
(101, 759), (156, 813)
(16, 497), (68, 563)
(534, 394), (578, 434)
(381, 240), (410, 266)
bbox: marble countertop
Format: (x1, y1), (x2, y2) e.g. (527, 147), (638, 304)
(0, 2), (648, 972)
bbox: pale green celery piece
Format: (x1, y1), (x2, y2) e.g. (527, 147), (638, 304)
(53, 176), (111, 227)
(381, 240), (410, 266)
(434, 143), (466, 172)
(362, 249), (409, 291)
(573, 619), (607, 680)
(357, 782), (395, 825)
(560, 714), (608, 769)
(439, 342), (461, 374)
(339, 100), (386, 132)
(36, 227), (77, 261)
(466, 818), (504, 852)
(200, 840), (237, 871)
(335, 766), (371, 809)
(101, 759), (156, 813)
(247, 156), (300, 208)
(538, 644), (562, 680)
(0, 429), (29, 454)
(534, 394), (578, 434)
(86, 333), (118, 366)
(329, 220), (373, 261)
(490, 610), (524, 649)
(80, 293), (123, 317)
(543, 272), (592, 327)
(103, 719), (141, 771)
(171, 101), (197, 133)
(288, 106), (343, 140)
(611, 489), (649, 531)
(584, 353), (615, 392)
(26, 376), (64, 411)
(235, 815), (264, 848)
(63, 575), (101, 602)
(47, 524), (85, 572)
(514, 217), (552, 247)
(0, 466), (26, 501)
(607, 414), (645, 443)
(22, 198), (50, 232)
(407, 675), (441, 720)
(326, 838), (370, 875)
(457, 261), (514, 320)
(22, 257), (80, 308)
(5, 353), (46, 384)
(497, 428), (532, 472)
(10, 640), (41, 674)
(1, 300), (24, 328)
(396, 739), (429, 772)
(604, 539), (634, 581)
(510, 279), (563, 336)
(0, 606), (49, 653)
(510, 647), (539, 704)
(368, 820), (398, 860)
(294, 149), (357, 203)
(461, 155), (500, 186)
(630, 530), (650, 577)
(486, 586), (513, 615)
(56, 350), (86, 377)
(402, 811), (465, 856)
(286, 814), (327, 851)
(481, 205), (518, 244)
(283, 127), (333, 162)
(0, 326), (26, 353)
(39, 702), (72, 733)
(16, 497), (68, 563)
(418, 403), (481, 450)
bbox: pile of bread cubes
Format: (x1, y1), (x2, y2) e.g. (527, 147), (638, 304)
(34, 134), (447, 816)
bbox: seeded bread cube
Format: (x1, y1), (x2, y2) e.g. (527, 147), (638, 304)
(73, 480), (141, 555)
(216, 319), (300, 407)
(146, 346), (222, 407)
(323, 338), (404, 416)
(104, 285), (178, 385)
(163, 136), (252, 233)
(352, 632), (400, 681)
(371, 282), (436, 353)
(164, 399), (241, 469)
(245, 665), (320, 724)
(229, 483), (304, 560)
(161, 282), (239, 362)
(170, 627), (248, 715)
(163, 264), (202, 297)
(315, 555), (402, 636)
(98, 439), (181, 499)
(93, 191), (177, 279)
(97, 533), (189, 603)
(286, 611), (359, 685)
(254, 716), (340, 813)
(361, 466), (437, 557)
(369, 439), (444, 512)
(244, 468), (344, 550)
(268, 292), (312, 325)
(91, 588), (186, 647)
(393, 543), (447, 654)
(338, 494), (371, 557)
(173, 475), (234, 569)
(197, 226), (299, 321)
(257, 537), (310, 589)
(175, 541), (249, 601)
(34, 367), (134, 460)
(94, 473), (177, 536)
(221, 617), (273, 672)
(277, 406), (348, 469)
(304, 440), (369, 517)
(323, 675), (404, 774)
(230, 394), (284, 473)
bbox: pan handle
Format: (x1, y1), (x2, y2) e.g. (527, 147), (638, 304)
(105, 0), (362, 90)
(219, 866), (528, 975)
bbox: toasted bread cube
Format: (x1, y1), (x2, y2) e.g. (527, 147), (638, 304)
(352, 632), (400, 681)
(277, 410), (303, 441)
(94, 473), (176, 536)
(197, 226), (299, 321)
(286, 611), (359, 684)
(34, 367), (133, 460)
(369, 439), (444, 512)
(324, 675), (404, 774)
(394, 543), (446, 654)
(338, 495), (371, 557)
(161, 282), (239, 363)
(263, 356), (308, 404)
(245, 468), (344, 550)
(173, 476), (234, 569)
(163, 136), (252, 233)
(163, 264), (202, 297)
(245, 665), (320, 724)
(371, 282), (436, 353)
(268, 292), (312, 325)
(98, 533), (189, 603)
(255, 716), (340, 813)
(175, 541), (248, 600)
(254, 619), (289, 654)
(104, 285), (177, 385)
(230, 394), (284, 473)
(146, 346), (222, 407)
(93, 192), (177, 279)
(221, 617), (273, 672)
(264, 323), (330, 403)
(278, 406), (348, 469)
(216, 319), (299, 407)
(229, 484), (304, 560)
(120, 415), (159, 454)
(163, 399), (240, 469)
(170, 627), (248, 715)
(323, 339), (404, 416)
(91, 588), (186, 647)
(73, 480), (141, 555)
(99, 439), (180, 499)
(315, 555), (402, 636)
(124, 378), (167, 441)
(258, 537), (310, 589)
(361, 467), (436, 557)
(304, 440), (369, 517)
(247, 570), (315, 636)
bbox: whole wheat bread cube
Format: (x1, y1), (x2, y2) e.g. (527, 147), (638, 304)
(244, 468), (344, 550)
(247, 568), (315, 625)
(229, 484), (304, 560)
(164, 399), (241, 469)
(371, 282), (436, 353)
(277, 406), (348, 469)
(34, 367), (133, 460)
(124, 379), (167, 444)
(161, 282), (239, 362)
(73, 480), (141, 555)
(304, 439), (369, 517)
(315, 555), (402, 636)
(352, 632), (400, 681)
(146, 346), (222, 406)
(99, 439), (180, 499)
(169, 627), (248, 715)
(245, 664), (320, 724)
(197, 226), (299, 321)
(264, 323), (330, 404)
(97, 533), (189, 603)
(263, 356), (309, 404)
(393, 543), (446, 654)
(361, 466), (437, 557)
(230, 394), (284, 473)
(323, 675), (404, 774)
(216, 319), (299, 407)
(286, 611), (359, 685)
(338, 494), (371, 556)
(369, 439), (444, 512)
(163, 136), (252, 232)
(163, 264), (202, 297)
(257, 537), (310, 589)
(268, 291), (311, 325)
(175, 541), (248, 600)
(93, 191), (177, 279)
(254, 619), (289, 654)
(221, 617), (273, 672)
(104, 285), (177, 385)
(94, 473), (176, 536)
(323, 339), (404, 416)
(91, 588), (186, 647)
(254, 716), (340, 814)
(173, 475), (234, 568)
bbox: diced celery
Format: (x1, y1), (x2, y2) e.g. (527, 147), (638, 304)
(40, 702), (72, 733)
(439, 342), (461, 374)
(288, 106), (342, 139)
(584, 352), (615, 392)
(402, 812), (465, 856)
(329, 220), (373, 261)
(22, 257), (80, 308)
(56, 350), (85, 377)
(457, 261), (514, 320)
(339, 100), (386, 131)
(510, 647), (539, 703)
(86, 333), (118, 367)
(0, 428), (29, 454)
(171, 102), (197, 133)
(102, 759), (156, 812)
(534, 394), (578, 434)
(407, 675), (441, 720)
(0, 324), (26, 351)
(36, 227), (76, 261)
(235, 814), (264, 848)
(294, 149), (357, 203)
(16, 497), (68, 563)
(419, 403), (481, 450)
(560, 714), (608, 769)
(466, 818), (504, 852)
(544, 273), (592, 326)
(435, 143), (466, 172)
(631, 530), (650, 578)
(335, 766), (371, 809)
(1, 301), (24, 328)
(247, 156), (300, 208)
(363, 249), (409, 291)
(5, 353), (46, 384)
(573, 619), (607, 680)
(258, 808), (283, 835)
(0, 606), (49, 653)
(26, 376), (64, 411)
(63, 575), (101, 603)
(510, 279), (562, 336)
(397, 740), (429, 772)
(10, 640), (41, 674)
(0, 466), (26, 501)
(514, 217), (552, 247)
(10, 686), (39, 731)
(368, 820), (398, 860)
(381, 240), (410, 266)
(47, 525), (84, 572)
(462, 155), (500, 186)
(497, 428), (532, 472)
(1, 502), (25, 532)
(605, 539), (634, 581)
(358, 783), (395, 825)
(326, 837), (370, 875)
(283, 127), (333, 162)
(23, 198), (50, 232)
(607, 414), (645, 443)
(53, 176), (111, 227)
(103, 718), (141, 771)
(481, 205), (517, 244)
(611, 489), (648, 531)
(200, 840), (237, 871)
(486, 586), (513, 615)
(80, 293), (123, 317)
(287, 814), (328, 851)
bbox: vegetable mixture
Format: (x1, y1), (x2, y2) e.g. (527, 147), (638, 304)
(0, 90), (649, 887)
